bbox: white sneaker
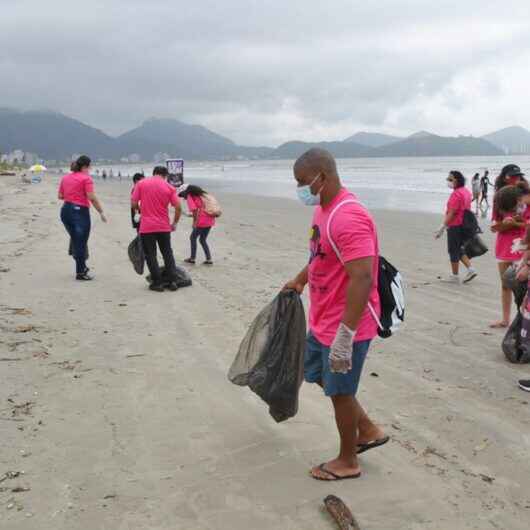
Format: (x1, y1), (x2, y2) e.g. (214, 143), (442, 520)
(440, 275), (460, 284)
(463, 270), (478, 284)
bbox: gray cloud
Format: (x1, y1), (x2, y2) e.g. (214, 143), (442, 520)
(2, 0), (530, 145)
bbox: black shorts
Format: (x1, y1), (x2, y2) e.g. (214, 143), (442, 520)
(447, 226), (465, 262)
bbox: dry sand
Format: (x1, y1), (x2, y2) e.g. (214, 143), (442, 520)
(1, 173), (530, 530)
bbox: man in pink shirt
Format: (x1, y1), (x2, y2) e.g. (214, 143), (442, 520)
(284, 148), (387, 481)
(131, 166), (181, 292)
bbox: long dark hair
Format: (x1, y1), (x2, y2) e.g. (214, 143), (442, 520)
(132, 173), (144, 184)
(449, 170), (466, 189)
(72, 155), (91, 173)
(181, 185), (206, 198)
(494, 167), (527, 192)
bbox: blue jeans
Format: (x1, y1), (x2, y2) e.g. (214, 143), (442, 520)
(190, 227), (212, 261)
(61, 202), (91, 274)
(304, 332), (371, 396)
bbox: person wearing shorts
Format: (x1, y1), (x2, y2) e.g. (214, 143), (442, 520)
(435, 171), (476, 284)
(284, 148), (387, 481)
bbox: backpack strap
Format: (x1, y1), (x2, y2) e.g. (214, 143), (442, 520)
(326, 199), (383, 331)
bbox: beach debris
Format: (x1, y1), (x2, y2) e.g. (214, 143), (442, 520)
(473, 439), (490, 455)
(0, 471), (24, 483)
(15, 325), (36, 333)
(11, 486), (30, 493)
(126, 354), (145, 358)
(370, 372), (379, 377)
(103, 494), (117, 499)
(480, 474), (495, 484)
(10, 401), (35, 417)
(323, 495), (362, 529)
(0, 267), (10, 273)
(6, 307), (32, 316)
(51, 360), (81, 371)
(118, 303), (127, 307)
(0, 357), (22, 362)
(32, 350), (49, 359)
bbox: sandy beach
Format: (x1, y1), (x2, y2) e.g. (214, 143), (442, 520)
(1, 173), (530, 530)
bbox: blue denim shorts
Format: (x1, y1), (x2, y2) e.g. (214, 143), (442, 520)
(304, 332), (371, 397)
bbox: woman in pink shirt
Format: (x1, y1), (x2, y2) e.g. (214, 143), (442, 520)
(58, 155), (107, 281)
(435, 171), (476, 284)
(490, 164), (527, 327)
(180, 185), (216, 265)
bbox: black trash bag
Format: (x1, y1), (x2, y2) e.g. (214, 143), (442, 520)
(228, 290), (306, 423)
(68, 239), (89, 260)
(128, 236), (145, 275)
(145, 265), (192, 288)
(502, 311), (530, 364)
(462, 210), (482, 239)
(502, 266), (527, 309)
(462, 235), (488, 259)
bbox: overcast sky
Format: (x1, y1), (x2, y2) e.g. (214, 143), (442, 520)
(2, 1), (530, 146)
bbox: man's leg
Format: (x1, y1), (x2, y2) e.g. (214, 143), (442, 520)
(357, 400), (386, 444)
(141, 233), (162, 286)
(157, 232), (178, 281)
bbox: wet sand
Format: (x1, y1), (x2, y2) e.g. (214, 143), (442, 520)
(1, 174), (530, 529)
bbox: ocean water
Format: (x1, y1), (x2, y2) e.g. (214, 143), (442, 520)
(92, 156), (530, 214)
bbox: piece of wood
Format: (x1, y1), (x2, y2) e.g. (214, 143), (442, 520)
(324, 495), (362, 530)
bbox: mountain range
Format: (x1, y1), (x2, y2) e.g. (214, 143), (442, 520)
(1, 108), (529, 161)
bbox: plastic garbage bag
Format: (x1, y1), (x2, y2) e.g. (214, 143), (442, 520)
(128, 236), (145, 275)
(462, 235), (488, 259)
(145, 265), (192, 288)
(502, 311), (530, 364)
(228, 290), (306, 423)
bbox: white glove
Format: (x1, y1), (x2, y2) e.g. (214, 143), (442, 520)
(329, 323), (356, 374)
(434, 225), (446, 239)
(133, 213), (140, 223)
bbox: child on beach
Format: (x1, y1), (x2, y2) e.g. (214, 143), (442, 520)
(491, 180), (529, 328)
(179, 185), (218, 265)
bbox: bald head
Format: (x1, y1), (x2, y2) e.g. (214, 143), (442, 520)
(294, 148), (339, 179)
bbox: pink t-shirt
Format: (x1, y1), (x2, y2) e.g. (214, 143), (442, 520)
(131, 177), (179, 234)
(493, 206), (530, 261)
(187, 195), (216, 228)
(446, 187), (472, 227)
(58, 172), (94, 207)
(308, 188), (380, 346)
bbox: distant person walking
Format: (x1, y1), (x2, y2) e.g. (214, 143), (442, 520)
(490, 165), (528, 328)
(480, 170), (493, 208)
(130, 173), (144, 231)
(471, 173), (480, 213)
(179, 185), (217, 265)
(58, 155), (107, 281)
(435, 171), (476, 284)
(131, 166), (181, 292)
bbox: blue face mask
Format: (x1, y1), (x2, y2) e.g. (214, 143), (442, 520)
(297, 173), (322, 206)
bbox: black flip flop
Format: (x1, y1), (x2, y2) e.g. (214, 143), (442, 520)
(357, 435), (390, 455)
(312, 463), (361, 481)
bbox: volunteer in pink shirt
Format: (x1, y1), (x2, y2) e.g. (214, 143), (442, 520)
(283, 148), (387, 481)
(58, 155), (107, 281)
(490, 165), (527, 328)
(434, 171), (477, 284)
(180, 185), (216, 265)
(131, 166), (181, 292)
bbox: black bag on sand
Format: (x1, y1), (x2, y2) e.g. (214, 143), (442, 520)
(462, 235), (488, 259)
(145, 265), (192, 288)
(228, 290), (306, 423)
(502, 312), (530, 364)
(128, 236), (145, 275)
